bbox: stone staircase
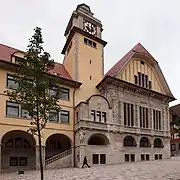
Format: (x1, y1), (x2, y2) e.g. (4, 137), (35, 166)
(45, 149), (72, 169)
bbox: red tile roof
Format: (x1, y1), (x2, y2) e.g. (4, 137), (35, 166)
(0, 43), (72, 80)
(0, 43), (18, 62)
(105, 42), (155, 76)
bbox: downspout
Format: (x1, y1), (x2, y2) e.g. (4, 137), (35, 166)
(73, 85), (77, 167)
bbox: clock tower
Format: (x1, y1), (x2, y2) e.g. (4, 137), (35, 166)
(62, 4), (107, 104)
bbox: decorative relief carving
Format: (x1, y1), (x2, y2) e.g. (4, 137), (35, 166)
(97, 103), (101, 109)
(79, 130), (86, 144)
(135, 102), (139, 127)
(149, 108), (153, 129)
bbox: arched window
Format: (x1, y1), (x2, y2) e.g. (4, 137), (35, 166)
(88, 134), (109, 145)
(123, 136), (136, 147)
(5, 138), (13, 148)
(154, 138), (163, 148)
(140, 137), (151, 147)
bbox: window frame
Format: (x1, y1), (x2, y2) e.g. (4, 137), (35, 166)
(60, 110), (69, 124)
(49, 109), (59, 122)
(59, 87), (70, 101)
(7, 74), (18, 89)
(102, 112), (107, 123)
(6, 101), (19, 117)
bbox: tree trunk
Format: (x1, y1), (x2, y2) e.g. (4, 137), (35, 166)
(37, 121), (44, 180)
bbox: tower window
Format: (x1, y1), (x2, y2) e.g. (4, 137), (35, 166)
(84, 38), (97, 48)
(90, 76), (92, 80)
(90, 60), (91, 64)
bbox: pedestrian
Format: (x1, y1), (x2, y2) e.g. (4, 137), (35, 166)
(82, 156), (90, 168)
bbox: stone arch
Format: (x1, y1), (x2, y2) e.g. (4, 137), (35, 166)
(140, 137), (151, 147)
(88, 133), (110, 145)
(1, 130), (36, 170)
(123, 136), (137, 147)
(87, 94), (111, 109)
(45, 133), (72, 159)
(154, 138), (164, 148)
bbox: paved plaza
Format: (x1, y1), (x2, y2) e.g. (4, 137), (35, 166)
(1, 158), (180, 180)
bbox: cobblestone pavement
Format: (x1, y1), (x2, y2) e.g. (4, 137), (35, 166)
(1, 158), (180, 180)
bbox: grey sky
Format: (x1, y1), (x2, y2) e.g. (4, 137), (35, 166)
(0, 0), (179, 106)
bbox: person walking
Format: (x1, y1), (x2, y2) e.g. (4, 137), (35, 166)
(82, 156), (90, 168)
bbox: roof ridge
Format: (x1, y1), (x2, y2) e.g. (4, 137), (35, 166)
(0, 43), (19, 51)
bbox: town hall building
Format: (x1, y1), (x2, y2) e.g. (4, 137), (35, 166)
(0, 4), (175, 172)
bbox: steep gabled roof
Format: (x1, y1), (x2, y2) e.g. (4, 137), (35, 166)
(104, 43), (175, 99)
(105, 43), (155, 76)
(0, 43), (72, 80)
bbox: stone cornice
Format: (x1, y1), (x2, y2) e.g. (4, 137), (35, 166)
(97, 75), (175, 103)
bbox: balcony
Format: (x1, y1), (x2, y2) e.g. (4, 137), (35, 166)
(75, 119), (108, 131)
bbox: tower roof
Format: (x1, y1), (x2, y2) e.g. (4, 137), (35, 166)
(76, 3), (92, 13)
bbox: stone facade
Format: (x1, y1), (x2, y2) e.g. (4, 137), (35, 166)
(75, 79), (171, 167)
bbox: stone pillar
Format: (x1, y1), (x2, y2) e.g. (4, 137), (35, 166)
(36, 145), (46, 170)
(42, 146), (46, 168)
(0, 143), (1, 173)
(36, 145), (39, 170)
(71, 146), (74, 167)
(135, 100), (140, 127)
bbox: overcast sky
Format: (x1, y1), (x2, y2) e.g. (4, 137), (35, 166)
(0, 0), (179, 106)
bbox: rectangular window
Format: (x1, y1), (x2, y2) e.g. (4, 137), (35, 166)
(142, 74), (145, 87)
(124, 102), (134, 127)
(49, 110), (59, 122)
(21, 109), (31, 119)
(141, 154), (145, 161)
(19, 157), (28, 166)
(179, 143), (180, 150)
(142, 107), (146, 128)
(100, 154), (106, 164)
(131, 154), (135, 162)
(92, 42), (97, 48)
(134, 75), (138, 84)
(10, 157), (18, 166)
(138, 72), (141, 86)
(92, 154), (99, 164)
(155, 154), (158, 160)
(96, 111), (101, 122)
(153, 109), (162, 130)
(145, 75), (148, 88)
(60, 110), (69, 124)
(91, 110), (96, 121)
(124, 103), (127, 125)
(84, 38), (88, 44)
(15, 137), (22, 148)
(159, 154), (162, 160)
(146, 108), (149, 128)
(7, 75), (18, 89)
(125, 154), (129, 162)
(6, 101), (19, 117)
(146, 154), (150, 161)
(76, 112), (79, 122)
(141, 61), (144, 65)
(131, 104), (134, 126)
(149, 81), (152, 89)
(59, 87), (69, 100)
(127, 103), (130, 126)
(102, 112), (107, 123)
(49, 86), (58, 97)
(84, 38), (97, 48)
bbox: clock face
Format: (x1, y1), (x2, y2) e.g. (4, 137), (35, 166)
(83, 20), (97, 36)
